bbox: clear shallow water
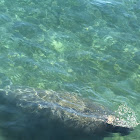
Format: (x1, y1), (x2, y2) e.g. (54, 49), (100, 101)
(0, 0), (140, 139)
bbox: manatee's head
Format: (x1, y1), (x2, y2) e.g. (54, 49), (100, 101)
(105, 115), (133, 136)
(103, 104), (139, 136)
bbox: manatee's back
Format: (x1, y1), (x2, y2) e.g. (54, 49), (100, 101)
(0, 86), (111, 133)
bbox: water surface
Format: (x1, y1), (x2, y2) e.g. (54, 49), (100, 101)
(0, 0), (140, 140)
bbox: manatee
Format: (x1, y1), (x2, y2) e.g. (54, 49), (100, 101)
(0, 86), (138, 140)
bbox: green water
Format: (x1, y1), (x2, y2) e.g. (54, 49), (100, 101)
(0, 0), (140, 139)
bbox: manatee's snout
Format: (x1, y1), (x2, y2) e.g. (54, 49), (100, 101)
(105, 115), (133, 136)
(106, 123), (133, 136)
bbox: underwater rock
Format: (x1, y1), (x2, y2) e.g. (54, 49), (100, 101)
(0, 86), (138, 139)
